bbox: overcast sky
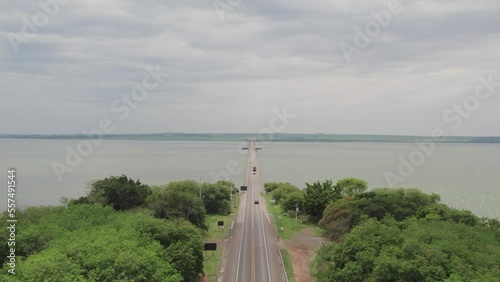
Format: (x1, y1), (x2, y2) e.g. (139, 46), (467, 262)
(1, 0), (499, 136)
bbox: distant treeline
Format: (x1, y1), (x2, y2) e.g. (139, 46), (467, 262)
(468, 136), (500, 143)
(1, 133), (500, 143)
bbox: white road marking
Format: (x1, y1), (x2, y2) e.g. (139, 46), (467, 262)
(235, 191), (246, 281)
(259, 190), (273, 282)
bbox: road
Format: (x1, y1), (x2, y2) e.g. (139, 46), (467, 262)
(219, 140), (287, 282)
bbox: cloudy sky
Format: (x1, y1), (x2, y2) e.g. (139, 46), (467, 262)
(1, 0), (499, 136)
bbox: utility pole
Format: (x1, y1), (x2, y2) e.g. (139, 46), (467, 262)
(295, 204), (298, 228)
(199, 177), (202, 198)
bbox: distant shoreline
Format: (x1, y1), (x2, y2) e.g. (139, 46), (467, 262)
(1, 133), (500, 143)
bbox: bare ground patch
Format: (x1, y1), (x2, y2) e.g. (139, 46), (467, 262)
(285, 228), (326, 282)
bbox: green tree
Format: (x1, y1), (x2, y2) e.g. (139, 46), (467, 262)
(67, 196), (91, 205)
(88, 175), (151, 211)
(147, 187), (207, 230)
(280, 191), (304, 213)
(165, 180), (200, 195)
(123, 213), (204, 282)
(335, 178), (368, 196)
(214, 180), (235, 191)
(201, 181), (232, 215)
(319, 188), (444, 240)
(0, 204), (205, 282)
(353, 188), (440, 222)
(417, 203), (480, 226)
(264, 182), (282, 193)
(319, 196), (355, 241)
(6, 227), (182, 282)
(303, 180), (336, 219)
(314, 217), (500, 281)
(269, 183), (300, 203)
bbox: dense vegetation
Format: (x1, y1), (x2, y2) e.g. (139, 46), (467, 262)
(315, 217), (500, 281)
(1, 175), (235, 281)
(4, 173), (498, 281)
(265, 179), (500, 281)
(265, 178), (367, 219)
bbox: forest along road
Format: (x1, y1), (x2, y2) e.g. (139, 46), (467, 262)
(219, 140), (287, 282)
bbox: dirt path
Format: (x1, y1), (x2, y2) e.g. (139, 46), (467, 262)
(285, 228), (326, 282)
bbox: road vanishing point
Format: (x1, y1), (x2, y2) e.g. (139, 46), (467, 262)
(219, 139), (288, 282)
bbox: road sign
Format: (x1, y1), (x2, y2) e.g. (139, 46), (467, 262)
(204, 243), (217, 251)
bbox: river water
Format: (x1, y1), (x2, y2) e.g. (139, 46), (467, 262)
(0, 139), (498, 218)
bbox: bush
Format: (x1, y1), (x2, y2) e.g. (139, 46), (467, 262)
(280, 191), (304, 213)
(88, 175), (151, 211)
(0, 204), (204, 281)
(270, 183), (300, 203)
(314, 217), (500, 281)
(201, 181), (232, 215)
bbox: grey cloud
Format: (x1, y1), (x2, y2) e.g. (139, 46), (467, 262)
(0, 0), (499, 135)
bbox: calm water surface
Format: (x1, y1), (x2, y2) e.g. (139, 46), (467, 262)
(0, 139), (498, 218)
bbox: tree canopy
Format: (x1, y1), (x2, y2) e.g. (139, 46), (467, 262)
(314, 185), (500, 281)
(335, 177), (368, 196)
(315, 217), (500, 282)
(269, 183), (300, 203)
(303, 180), (336, 219)
(319, 188), (442, 239)
(86, 174), (151, 211)
(201, 180), (233, 215)
(67, 177), (237, 231)
(147, 185), (207, 230)
(0, 204), (203, 281)
(0, 176), (241, 281)
(280, 191), (304, 213)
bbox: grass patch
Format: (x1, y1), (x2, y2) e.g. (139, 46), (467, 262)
(311, 224), (329, 238)
(262, 192), (327, 240)
(202, 204), (238, 282)
(263, 194), (308, 240)
(308, 248), (321, 279)
(203, 248), (223, 282)
(281, 249), (295, 282)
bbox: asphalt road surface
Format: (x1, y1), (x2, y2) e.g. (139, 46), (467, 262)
(219, 140), (287, 282)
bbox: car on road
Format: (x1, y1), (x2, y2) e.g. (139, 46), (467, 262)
(254, 200), (259, 204)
